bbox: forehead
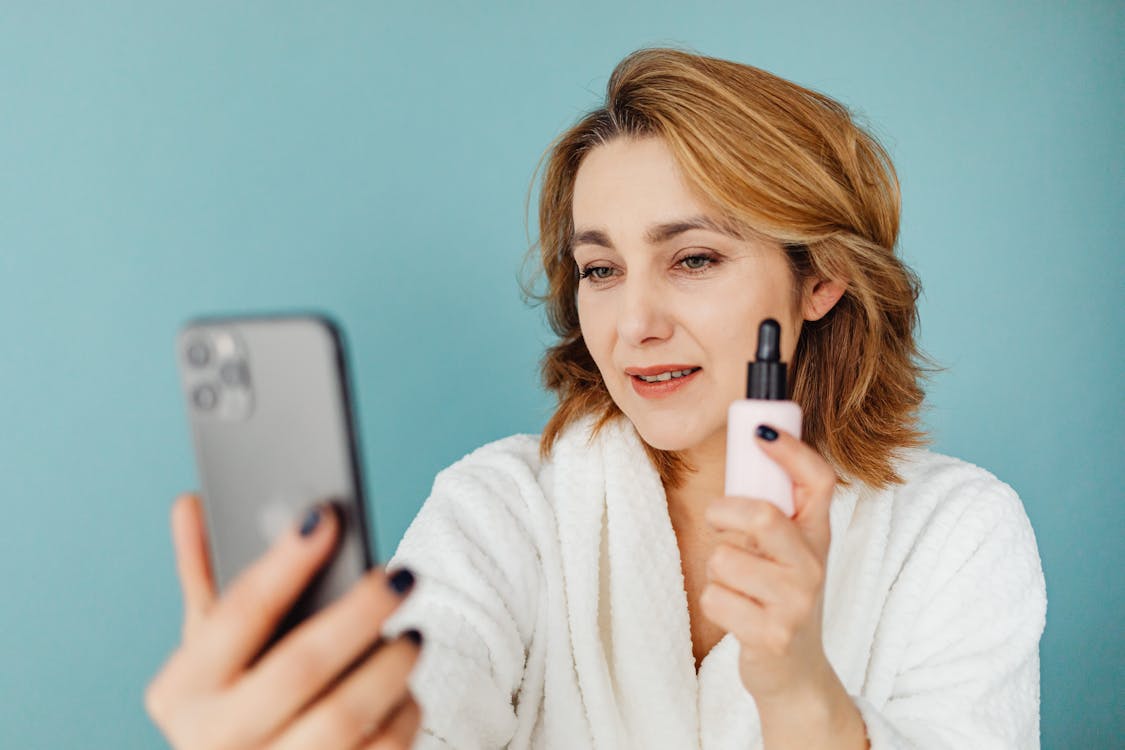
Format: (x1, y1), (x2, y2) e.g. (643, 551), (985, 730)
(572, 136), (713, 226)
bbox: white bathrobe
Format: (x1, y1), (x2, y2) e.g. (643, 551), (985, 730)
(383, 415), (1046, 749)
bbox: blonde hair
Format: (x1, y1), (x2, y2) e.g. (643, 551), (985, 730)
(527, 47), (927, 489)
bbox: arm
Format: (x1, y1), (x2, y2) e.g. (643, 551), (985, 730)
(706, 429), (1045, 749)
(380, 443), (544, 750)
(851, 478), (1047, 749)
(704, 426), (869, 749)
(754, 670), (870, 749)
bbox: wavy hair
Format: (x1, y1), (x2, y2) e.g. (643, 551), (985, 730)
(526, 47), (928, 488)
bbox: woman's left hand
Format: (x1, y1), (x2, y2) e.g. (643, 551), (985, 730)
(701, 424), (838, 705)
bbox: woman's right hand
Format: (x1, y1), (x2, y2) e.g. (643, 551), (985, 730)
(145, 494), (423, 750)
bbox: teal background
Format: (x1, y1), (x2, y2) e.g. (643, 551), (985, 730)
(1, 1), (1121, 747)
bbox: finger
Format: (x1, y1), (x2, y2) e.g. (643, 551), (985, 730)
(755, 425), (836, 547)
(714, 527), (760, 556)
(230, 567), (417, 739)
(270, 632), (422, 750)
(171, 493), (217, 641)
(754, 425), (837, 510)
(168, 504), (341, 691)
(705, 497), (813, 567)
(358, 694), (422, 750)
(700, 580), (769, 647)
(706, 542), (786, 605)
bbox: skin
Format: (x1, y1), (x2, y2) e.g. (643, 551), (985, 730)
(145, 496), (422, 749)
(572, 136), (868, 749)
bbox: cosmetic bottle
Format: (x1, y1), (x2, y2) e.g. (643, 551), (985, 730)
(724, 318), (802, 516)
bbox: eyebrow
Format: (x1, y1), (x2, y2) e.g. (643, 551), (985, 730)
(569, 214), (743, 253)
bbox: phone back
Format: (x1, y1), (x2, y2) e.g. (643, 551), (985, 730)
(177, 315), (373, 637)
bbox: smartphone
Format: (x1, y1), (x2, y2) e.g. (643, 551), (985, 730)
(177, 313), (374, 647)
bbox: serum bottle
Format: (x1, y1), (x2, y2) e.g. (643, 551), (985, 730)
(724, 318), (802, 516)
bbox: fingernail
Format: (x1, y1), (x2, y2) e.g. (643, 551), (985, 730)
(404, 629), (423, 646)
(299, 507), (322, 537)
(388, 568), (416, 596)
(756, 424), (778, 441)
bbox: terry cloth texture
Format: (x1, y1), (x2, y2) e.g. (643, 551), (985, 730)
(383, 415), (1047, 749)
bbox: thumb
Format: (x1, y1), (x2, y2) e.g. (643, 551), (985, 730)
(170, 493), (217, 642)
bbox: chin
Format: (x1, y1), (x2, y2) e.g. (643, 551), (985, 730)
(624, 409), (722, 453)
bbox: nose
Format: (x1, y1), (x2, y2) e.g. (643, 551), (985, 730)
(617, 272), (673, 347)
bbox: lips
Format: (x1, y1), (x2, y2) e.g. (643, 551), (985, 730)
(624, 364), (701, 378)
(625, 364), (703, 398)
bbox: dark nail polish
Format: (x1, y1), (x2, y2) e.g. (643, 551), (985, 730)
(388, 568), (416, 596)
(299, 507), (321, 537)
(756, 424), (778, 441)
(404, 629), (423, 646)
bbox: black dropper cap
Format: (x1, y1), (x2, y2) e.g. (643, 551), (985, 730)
(746, 319), (787, 399)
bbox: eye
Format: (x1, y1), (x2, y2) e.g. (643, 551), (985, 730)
(578, 264), (618, 282)
(676, 253), (719, 272)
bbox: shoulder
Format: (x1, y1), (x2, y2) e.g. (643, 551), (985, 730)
(429, 432), (544, 496)
(404, 432), (551, 545)
(390, 433), (549, 573)
(430, 413), (608, 495)
(874, 449), (1045, 602)
(882, 448), (1033, 538)
(400, 417), (614, 552)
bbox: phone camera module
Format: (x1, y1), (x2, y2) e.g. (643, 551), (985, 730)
(186, 340), (211, 368)
(192, 384), (219, 411)
(219, 360), (249, 387)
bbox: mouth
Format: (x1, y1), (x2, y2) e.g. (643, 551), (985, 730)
(629, 367), (701, 383)
(625, 365), (703, 398)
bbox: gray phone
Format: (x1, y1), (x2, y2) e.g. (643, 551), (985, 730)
(177, 313), (374, 648)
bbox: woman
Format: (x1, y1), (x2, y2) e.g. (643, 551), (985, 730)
(146, 48), (1046, 749)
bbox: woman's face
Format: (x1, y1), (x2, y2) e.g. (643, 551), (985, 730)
(572, 136), (804, 453)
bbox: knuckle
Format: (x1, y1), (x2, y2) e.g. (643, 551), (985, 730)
(749, 503), (776, 532)
(710, 546), (731, 574)
(808, 560), (826, 588)
(143, 654), (185, 726)
(367, 736), (409, 750)
(699, 584), (713, 609)
(814, 470), (837, 496)
(282, 642), (328, 686)
(792, 591), (815, 620)
(222, 584), (266, 625)
(367, 728), (412, 750)
(143, 678), (167, 723)
(227, 564), (278, 614)
(699, 583), (722, 614)
(216, 718), (255, 750)
(321, 699), (370, 741)
(705, 555), (719, 582)
(765, 624), (792, 655)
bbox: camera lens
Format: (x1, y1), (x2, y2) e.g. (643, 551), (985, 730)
(192, 384), (219, 411)
(219, 360), (248, 386)
(186, 340), (211, 368)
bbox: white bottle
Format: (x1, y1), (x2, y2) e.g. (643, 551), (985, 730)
(725, 319), (802, 516)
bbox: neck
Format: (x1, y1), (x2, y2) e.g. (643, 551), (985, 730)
(665, 427), (728, 531)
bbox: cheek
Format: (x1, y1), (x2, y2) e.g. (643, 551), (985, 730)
(687, 283), (756, 352)
(576, 291), (614, 366)
(695, 272), (794, 369)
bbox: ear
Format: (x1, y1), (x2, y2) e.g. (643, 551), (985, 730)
(801, 277), (848, 322)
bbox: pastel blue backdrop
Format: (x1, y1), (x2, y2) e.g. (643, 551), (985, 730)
(1, 2), (1121, 747)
